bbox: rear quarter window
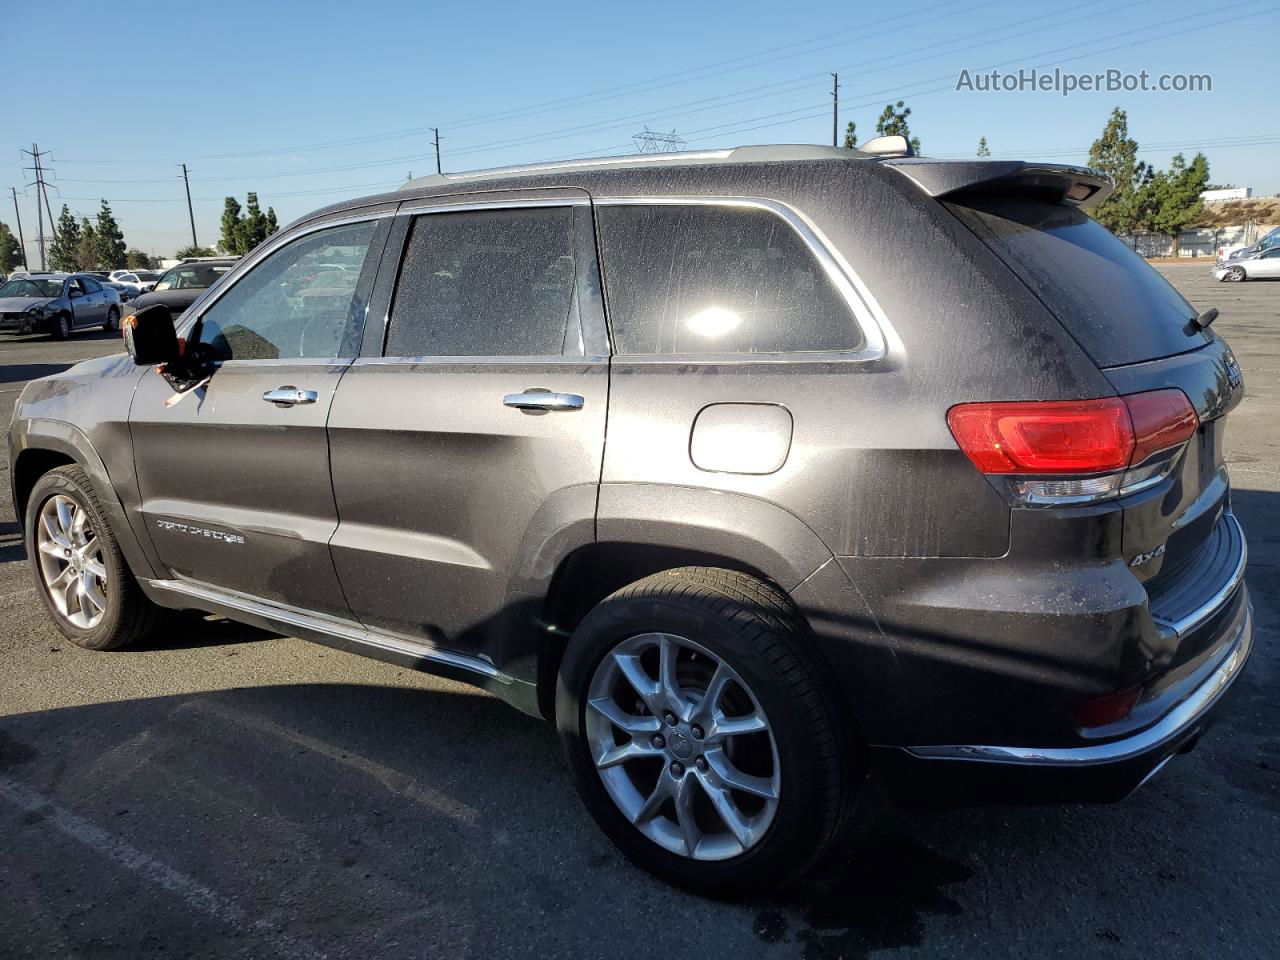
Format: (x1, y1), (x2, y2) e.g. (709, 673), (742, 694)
(595, 203), (863, 355)
(945, 195), (1210, 368)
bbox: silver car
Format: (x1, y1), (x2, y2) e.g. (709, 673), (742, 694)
(0, 272), (123, 338)
(1213, 246), (1280, 281)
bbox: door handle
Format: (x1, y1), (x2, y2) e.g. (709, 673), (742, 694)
(503, 391), (585, 411)
(262, 386), (318, 407)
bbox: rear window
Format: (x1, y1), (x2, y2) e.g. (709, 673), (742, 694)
(596, 204), (862, 355)
(946, 196), (1210, 368)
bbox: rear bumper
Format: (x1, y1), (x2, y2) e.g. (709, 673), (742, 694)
(879, 595), (1252, 805)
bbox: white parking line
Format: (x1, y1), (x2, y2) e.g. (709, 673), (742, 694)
(0, 775), (325, 960)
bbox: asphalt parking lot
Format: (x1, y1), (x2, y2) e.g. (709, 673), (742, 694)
(0, 263), (1276, 960)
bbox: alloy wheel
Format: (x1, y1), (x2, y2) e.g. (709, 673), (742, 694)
(35, 494), (108, 629)
(1227, 267), (1245, 282)
(585, 632), (780, 861)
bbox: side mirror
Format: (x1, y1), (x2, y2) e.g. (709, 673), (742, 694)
(123, 304), (180, 365)
(69, 287), (83, 299)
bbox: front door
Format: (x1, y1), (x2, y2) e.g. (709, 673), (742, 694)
(327, 196), (609, 661)
(68, 278), (101, 328)
(129, 216), (388, 617)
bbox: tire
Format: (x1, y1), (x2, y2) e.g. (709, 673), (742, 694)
(1225, 266), (1246, 282)
(50, 314), (71, 340)
(25, 465), (165, 650)
(556, 566), (857, 895)
(104, 306), (120, 332)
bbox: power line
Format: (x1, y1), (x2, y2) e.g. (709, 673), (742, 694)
(21, 144), (54, 270)
(179, 164), (197, 248)
(10, 186), (28, 270)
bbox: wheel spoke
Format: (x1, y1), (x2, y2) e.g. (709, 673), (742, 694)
(613, 652), (661, 714)
(79, 535), (97, 557)
(658, 635), (692, 720)
(84, 558), (107, 580)
(38, 539), (66, 558)
(633, 770), (672, 825)
(672, 774), (703, 857)
(62, 574), (81, 617)
(55, 499), (75, 540)
(588, 697), (661, 736)
(81, 573), (107, 613)
(706, 749), (778, 800)
(711, 711), (769, 739)
(595, 738), (661, 770)
(697, 773), (753, 849)
(41, 513), (71, 550)
(70, 509), (89, 547)
(691, 662), (733, 726)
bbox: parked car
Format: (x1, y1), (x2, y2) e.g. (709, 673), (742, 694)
(122, 259), (237, 319)
(8, 144), (1251, 894)
(1217, 225), (1280, 261)
(1213, 246), (1280, 281)
(109, 269), (163, 292)
(0, 272), (122, 338)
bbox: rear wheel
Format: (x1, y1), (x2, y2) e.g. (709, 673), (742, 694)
(556, 567), (856, 894)
(25, 465), (165, 650)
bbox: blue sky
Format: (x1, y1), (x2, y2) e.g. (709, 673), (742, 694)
(4, 0), (1277, 258)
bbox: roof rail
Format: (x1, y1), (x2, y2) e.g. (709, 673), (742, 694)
(400, 143), (867, 190)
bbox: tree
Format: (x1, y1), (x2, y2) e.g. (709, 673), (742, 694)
(48, 205), (82, 272)
(95, 200), (127, 269)
(265, 206), (279, 235)
(0, 221), (22, 272)
(1087, 108), (1147, 234)
(75, 218), (99, 270)
(220, 196), (244, 255)
(977, 137), (991, 158)
(875, 101), (921, 154)
(240, 192), (271, 252)
(175, 244), (216, 260)
(842, 121), (857, 149)
(1139, 152), (1210, 253)
(125, 248), (157, 269)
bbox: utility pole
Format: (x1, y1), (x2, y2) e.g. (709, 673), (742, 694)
(21, 143), (53, 271)
(179, 163), (197, 249)
(10, 187), (28, 269)
(433, 128), (442, 174)
(831, 73), (840, 147)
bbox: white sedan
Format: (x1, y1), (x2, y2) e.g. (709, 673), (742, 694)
(1213, 247), (1280, 281)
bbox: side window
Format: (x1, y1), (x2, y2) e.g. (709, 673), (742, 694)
(596, 204), (864, 355)
(82, 277), (102, 293)
(196, 220), (377, 361)
(385, 206), (579, 357)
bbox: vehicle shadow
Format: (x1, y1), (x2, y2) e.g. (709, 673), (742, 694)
(0, 363), (75, 387)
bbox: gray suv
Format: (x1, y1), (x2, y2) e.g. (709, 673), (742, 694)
(9, 144), (1252, 893)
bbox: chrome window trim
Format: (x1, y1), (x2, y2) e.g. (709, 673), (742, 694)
(353, 355), (609, 367)
(394, 197), (590, 215)
(592, 195), (897, 364)
(178, 212), (386, 338)
(902, 602), (1252, 767)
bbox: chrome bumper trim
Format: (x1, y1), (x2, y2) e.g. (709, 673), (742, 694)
(142, 577), (501, 680)
(904, 602), (1252, 767)
(1152, 511), (1247, 638)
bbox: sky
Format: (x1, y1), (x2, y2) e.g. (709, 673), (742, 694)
(3, 0), (1277, 259)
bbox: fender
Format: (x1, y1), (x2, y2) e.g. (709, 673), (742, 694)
(10, 418), (161, 581)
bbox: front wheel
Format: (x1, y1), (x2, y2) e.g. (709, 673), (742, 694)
(1224, 266), (1246, 282)
(556, 567), (856, 894)
(25, 465), (165, 650)
(49, 314), (71, 340)
(104, 306), (120, 332)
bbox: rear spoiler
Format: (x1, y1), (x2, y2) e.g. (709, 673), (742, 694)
(881, 159), (1113, 208)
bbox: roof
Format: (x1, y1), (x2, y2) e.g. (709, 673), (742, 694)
(401, 144), (874, 191)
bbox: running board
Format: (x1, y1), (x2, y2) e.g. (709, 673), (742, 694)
(138, 578), (536, 709)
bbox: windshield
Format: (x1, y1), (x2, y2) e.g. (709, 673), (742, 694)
(0, 278), (63, 298)
(134, 271), (161, 281)
(154, 265), (231, 291)
(945, 195), (1210, 367)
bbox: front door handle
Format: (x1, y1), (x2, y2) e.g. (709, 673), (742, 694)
(503, 391), (585, 411)
(262, 386), (318, 407)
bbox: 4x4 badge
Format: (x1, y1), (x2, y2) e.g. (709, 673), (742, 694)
(1129, 543), (1166, 567)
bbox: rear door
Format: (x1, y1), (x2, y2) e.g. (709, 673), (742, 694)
(129, 215), (389, 617)
(327, 192), (609, 661)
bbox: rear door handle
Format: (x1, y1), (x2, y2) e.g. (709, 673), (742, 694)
(503, 391), (584, 411)
(262, 386), (318, 407)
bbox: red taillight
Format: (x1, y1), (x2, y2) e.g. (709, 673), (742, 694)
(1076, 685), (1142, 728)
(947, 390), (1198, 476)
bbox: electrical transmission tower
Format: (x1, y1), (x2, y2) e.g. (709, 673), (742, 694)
(21, 144), (54, 271)
(633, 126), (686, 154)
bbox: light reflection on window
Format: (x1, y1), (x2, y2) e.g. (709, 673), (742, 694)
(684, 306), (742, 339)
